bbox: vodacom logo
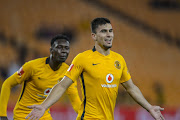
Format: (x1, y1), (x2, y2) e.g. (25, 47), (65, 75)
(44, 88), (52, 95)
(106, 74), (114, 83)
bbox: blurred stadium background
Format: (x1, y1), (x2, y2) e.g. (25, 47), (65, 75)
(0, 0), (180, 120)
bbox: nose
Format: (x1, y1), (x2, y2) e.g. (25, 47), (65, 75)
(106, 32), (112, 37)
(58, 47), (68, 53)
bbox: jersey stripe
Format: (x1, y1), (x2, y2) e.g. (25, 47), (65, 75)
(18, 81), (26, 102)
(81, 73), (86, 120)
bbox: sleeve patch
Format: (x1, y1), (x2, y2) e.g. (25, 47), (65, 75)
(17, 67), (24, 76)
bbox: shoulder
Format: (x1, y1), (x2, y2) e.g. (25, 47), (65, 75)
(27, 57), (46, 64)
(110, 51), (128, 67)
(62, 62), (69, 69)
(71, 50), (93, 66)
(110, 50), (124, 60)
(74, 49), (93, 60)
(24, 57), (47, 68)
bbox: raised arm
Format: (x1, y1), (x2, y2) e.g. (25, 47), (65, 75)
(26, 76), (73, 120)
(121, 79), (165, 120)
(0, 75), (19, 120)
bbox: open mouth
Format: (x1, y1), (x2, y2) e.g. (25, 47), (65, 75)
(105, 39), (112, 44)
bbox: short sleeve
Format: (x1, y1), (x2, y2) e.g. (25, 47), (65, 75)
(65, 53), (84, 82)
(14, 61), (33, 84)
(120, 58), (131, 83)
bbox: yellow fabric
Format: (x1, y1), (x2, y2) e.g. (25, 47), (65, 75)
(0, 75), (19, 116)
(0, 57), (81, 119)
(65, 49), (131, 120)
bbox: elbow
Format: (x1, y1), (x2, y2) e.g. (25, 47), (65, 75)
(126, 84), (138, 94)
(2, 76), (18, 89)
(2, 80), (12, 89)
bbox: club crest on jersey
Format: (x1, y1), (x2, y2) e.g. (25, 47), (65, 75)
(17, 67), (24, 77)
(106, 74), (114, 83)
(44, 88), (52, 95)
(67, 64), (74, 72)
(114, 61), (121, 70)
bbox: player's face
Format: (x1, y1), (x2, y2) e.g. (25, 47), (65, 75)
(51, 39), (70, 62)
(93, 23), (114, 49)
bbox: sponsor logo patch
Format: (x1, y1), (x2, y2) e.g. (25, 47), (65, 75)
(37, 94), (46, 98)
(44, 88), (52, 95)
(106, 74), (114, 83)
(101, 84), (117, 88)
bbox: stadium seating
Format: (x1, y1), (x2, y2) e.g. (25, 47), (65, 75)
(0, 0), (180, 108)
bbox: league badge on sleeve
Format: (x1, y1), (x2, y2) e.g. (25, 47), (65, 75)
(17, 67), (24, 77)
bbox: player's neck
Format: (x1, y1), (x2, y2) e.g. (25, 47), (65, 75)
(49, 58), (62, 71)
(95, 45), (110, 56)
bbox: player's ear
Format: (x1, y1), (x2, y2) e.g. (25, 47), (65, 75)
(91, 33), (96, 41)
(50, 47), (53, 53)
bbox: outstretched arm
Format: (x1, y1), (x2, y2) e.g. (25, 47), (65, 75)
(0, 75), (19, 119)
(121, 79), (165, 120)
(26, 76), (73, 120)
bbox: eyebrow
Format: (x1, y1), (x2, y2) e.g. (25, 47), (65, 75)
(100, 28), (113, 31)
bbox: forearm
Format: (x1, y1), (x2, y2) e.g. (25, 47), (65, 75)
(41, 77), (73, 110)
(126, 85), (152, 111)
(41, 83), (67, 109)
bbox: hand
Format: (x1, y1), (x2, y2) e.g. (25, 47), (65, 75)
(0, 116), (8, 120)
(25, 105), (45, 120)
(149, 106), (165, 120)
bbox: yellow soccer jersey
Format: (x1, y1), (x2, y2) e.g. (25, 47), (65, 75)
(65, 47), (131, 120)
(10, 57), (79, 120)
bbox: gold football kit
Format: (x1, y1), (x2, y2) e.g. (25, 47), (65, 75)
(0, 57), (80, 120)
(65, 47), (131, 120)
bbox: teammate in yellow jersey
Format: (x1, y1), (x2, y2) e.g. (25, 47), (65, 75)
(0, 34), (81, 120)
(26, 18), (165, 120)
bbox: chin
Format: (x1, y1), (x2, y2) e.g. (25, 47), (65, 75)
(56, 58), (66, 63)
(60, 59), (66, 62)
(104, 45), (112, 49)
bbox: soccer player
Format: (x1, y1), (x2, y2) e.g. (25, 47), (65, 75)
(26, 18), (165, 120)
(0, 34), (81, 120)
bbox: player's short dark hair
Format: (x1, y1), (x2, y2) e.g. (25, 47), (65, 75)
(91, 17), (111, 33)
(51, 34), (70, 46)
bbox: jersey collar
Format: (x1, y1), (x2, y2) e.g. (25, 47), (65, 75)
(46, 57), (50, 64)
(92, 46), (111, 58)
(92, 46), (96, 52)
